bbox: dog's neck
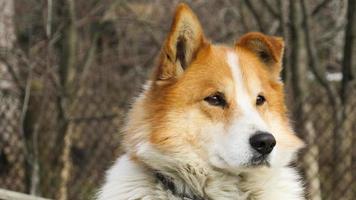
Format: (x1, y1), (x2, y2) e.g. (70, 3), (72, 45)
(131, 144), (247, 199)
(147, 162), (209, 199)
(146, 161), (248, 200)
(133, 144), (211, 197)
(154, 171), (206, 200)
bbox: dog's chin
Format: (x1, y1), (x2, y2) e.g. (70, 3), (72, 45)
(248, 155), (271, 167)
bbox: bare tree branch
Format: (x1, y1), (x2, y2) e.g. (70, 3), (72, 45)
(312, 0), (333, 16)
(300, 0), (339, 108)
(316, 22), (345, 43)
(69, 114), (117, 123)
(341, 0), (355, 103)
(46, 0), (53, 37)
(277, 0), (288, 80)
(0, 54), (24, 92)
(261, 0), (280, 19)
(288, 0), (302, 115)
(245, 0), (266, 32)
(56, 0), (78, 199)
(235, 1), (250, 31)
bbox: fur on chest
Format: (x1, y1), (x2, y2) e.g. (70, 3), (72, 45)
(97, 155), (304, 200)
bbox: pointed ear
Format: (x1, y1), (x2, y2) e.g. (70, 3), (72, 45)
(154, 3), (207, 81)
(236, 32), (284, 79)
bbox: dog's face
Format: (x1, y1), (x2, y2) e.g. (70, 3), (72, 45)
(124, 4), (303, 173)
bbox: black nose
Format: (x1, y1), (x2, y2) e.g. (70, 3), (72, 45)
(249, 132), (276, 155)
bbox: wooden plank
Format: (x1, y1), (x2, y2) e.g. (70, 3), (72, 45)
(0, 189), (51, 200)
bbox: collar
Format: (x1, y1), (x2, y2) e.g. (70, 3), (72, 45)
(154, 172), (206, 200)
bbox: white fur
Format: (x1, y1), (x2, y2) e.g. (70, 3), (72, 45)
(97, 154), (304, 200)
(227, 52), (265, 127)
(96, 155), (181, 200)
(208, 52), (271, 169)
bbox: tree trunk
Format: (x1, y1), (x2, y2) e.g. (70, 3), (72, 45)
(333, 0), (355, 199)
(291, 1), (322, 200)
(56, 0), (78, 199)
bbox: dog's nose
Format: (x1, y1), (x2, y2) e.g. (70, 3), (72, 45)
(249, 132), (276, 155)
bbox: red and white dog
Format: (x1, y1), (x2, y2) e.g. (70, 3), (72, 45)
(98, 4), (304, 200)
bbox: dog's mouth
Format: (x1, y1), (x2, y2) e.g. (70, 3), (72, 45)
(249, 155), (270, 167)
(213, 153), (271, 172)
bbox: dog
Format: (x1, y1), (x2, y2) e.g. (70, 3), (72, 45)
(97, 3), (305, 200)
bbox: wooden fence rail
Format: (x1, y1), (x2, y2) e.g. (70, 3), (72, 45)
(0, 189), (51, 200)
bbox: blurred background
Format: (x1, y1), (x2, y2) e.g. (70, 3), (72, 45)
(0, 0), (355, 199)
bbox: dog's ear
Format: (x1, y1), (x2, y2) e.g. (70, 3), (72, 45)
(154, 3), (207, 81)
(236, 32), (284, 79)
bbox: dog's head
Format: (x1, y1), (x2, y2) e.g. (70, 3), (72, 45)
(124, 4), (304, 173)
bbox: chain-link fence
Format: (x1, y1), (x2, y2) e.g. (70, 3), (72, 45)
(1, 76), (355, 200)
(0, 0), (355, 199)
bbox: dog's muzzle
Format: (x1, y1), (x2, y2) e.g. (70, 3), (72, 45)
(249, 131), (276, 166)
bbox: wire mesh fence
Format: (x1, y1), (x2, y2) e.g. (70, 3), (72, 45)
(0, 0), (355, 199)
(1, 80), (355, 200)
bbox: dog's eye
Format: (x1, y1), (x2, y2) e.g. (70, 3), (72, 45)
(256, 94), (266, 106)
(204, 93), (227, 107)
